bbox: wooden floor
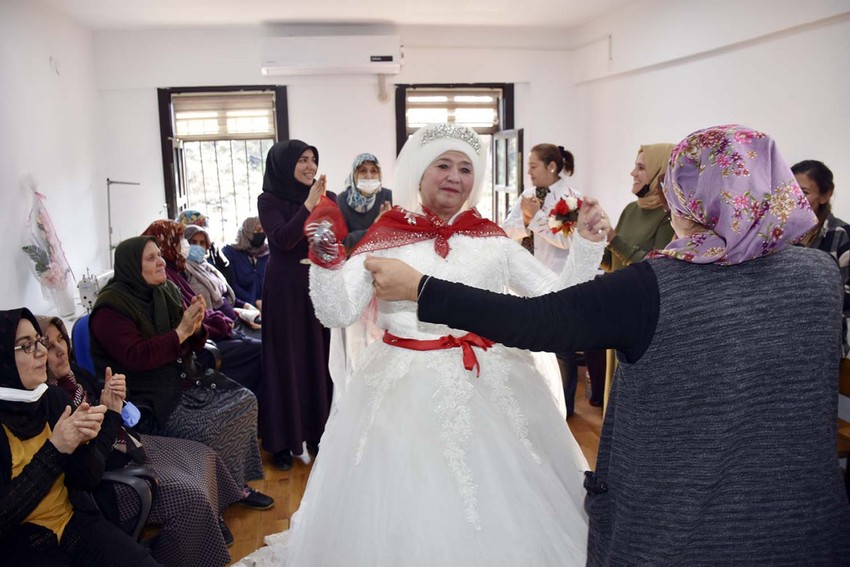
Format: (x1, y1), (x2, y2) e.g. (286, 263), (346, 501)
(224, 370), (604, 565)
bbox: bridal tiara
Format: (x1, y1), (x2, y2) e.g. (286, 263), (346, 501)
(420, 124), (482, 155)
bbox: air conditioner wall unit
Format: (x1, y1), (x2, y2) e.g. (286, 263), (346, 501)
(261, 35), (402, 76)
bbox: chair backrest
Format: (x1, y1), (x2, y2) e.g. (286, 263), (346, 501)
(71, 314), (96, 376)
(96, 466), (159, 540)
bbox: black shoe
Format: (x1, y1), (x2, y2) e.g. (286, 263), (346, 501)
(237, 486), (274, 510)
(273, 450), (293, 471)
(219, 516), (234, 546)
(306, 442), (320, 455)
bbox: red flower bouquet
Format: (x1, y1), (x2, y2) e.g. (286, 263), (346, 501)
(547, 195), (582, 236)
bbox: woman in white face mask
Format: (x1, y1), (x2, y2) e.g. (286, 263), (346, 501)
(337, 153), (393, 250)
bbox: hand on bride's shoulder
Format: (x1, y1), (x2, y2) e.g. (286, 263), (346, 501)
(364, 256), (423, 302)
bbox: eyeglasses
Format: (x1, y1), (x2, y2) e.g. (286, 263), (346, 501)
(14, 336), (50, 354)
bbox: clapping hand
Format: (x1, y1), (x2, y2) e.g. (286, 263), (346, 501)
(305, 175), (327, 212)
(99, 367), (126, 413)
(375, 201), (392, 223)
(177, 295), (205, 343)
(50, 403), (107, 454)
(520, 196), (541, 225)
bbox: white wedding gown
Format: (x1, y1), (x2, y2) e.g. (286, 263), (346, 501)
(236, 231), (604, 567)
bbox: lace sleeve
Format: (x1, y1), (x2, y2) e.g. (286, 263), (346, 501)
(501, 195), (530, 241)
(505, 233), (606, 297)
(309, 254), (375, 328)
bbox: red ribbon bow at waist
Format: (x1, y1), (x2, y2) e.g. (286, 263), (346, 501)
(382, 331), (495, 377)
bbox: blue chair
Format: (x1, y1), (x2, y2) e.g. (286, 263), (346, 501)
(71, 313), (96, 376)
(69, 314), (158, 540)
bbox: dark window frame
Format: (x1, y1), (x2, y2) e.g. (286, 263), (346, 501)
(393, 83), (514, 155)
(157, 85), (289, 219)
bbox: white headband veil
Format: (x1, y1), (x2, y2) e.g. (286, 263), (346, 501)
(392, 124), (489, 214)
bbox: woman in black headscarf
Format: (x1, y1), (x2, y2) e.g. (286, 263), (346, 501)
(89, 236), (272, 510)
(257, 140), (336, 471)
(0, 308), (160, 566)
(39, 314), (244, 567)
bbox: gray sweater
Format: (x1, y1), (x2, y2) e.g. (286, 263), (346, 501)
(418, 245), (850, 566)
(587, 247), (850, 565)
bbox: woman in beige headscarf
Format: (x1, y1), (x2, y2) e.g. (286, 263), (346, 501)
(591, 143), (675, 410)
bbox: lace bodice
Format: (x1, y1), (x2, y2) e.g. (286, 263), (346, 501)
(310, 232), (605, 335)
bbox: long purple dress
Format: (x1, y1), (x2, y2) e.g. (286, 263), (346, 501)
(258, 140), (336, 456)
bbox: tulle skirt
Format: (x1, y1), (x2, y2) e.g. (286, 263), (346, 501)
(237, 341), (589, 566)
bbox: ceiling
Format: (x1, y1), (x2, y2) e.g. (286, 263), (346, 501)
(43, 0), (636, 30)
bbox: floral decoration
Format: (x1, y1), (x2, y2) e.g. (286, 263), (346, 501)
(547, 195), (582, 237)
(21, 190), (73, 294)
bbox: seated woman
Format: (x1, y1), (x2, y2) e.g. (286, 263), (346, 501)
(792, 159), (850, 356)
(0, 308), (160, 567)
(38, 315), (244, 567)
(221, 217), (269, 310)
(89, 236), (272, 511)
(337, 153), (393, 250)
(143, 220), (263, 393)
(184, 225), (260, 339)
(176, 209), (232, 284)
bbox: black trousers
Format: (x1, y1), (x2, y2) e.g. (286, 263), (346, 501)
(3, 511), (162, 567)
(556, 352), (578, 416)
(584, 349), (607, 405)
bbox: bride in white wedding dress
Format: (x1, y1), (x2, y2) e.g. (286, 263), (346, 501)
(236, 124), (611, 567)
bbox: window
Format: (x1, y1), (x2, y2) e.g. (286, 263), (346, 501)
(395, 84), (515, 222)
(158, 86), (288, 245)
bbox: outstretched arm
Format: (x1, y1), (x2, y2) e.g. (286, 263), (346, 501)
(366, 257), (659, 364)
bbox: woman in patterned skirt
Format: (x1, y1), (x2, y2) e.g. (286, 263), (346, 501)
(39, 315), (244, 567)
(89, 236), (273, 511)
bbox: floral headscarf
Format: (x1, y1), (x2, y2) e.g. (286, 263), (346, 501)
(176, 209), (207, 228)
(650, 124), (816, 265)
(231, 217), (270, 257)
(143, 219), (187, 271)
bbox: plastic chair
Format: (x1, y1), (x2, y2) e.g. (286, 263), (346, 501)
(97, 466), (159, 540)
(71, 314), (96, 376)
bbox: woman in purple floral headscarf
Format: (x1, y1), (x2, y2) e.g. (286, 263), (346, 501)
(649, 124), (816, 264)
(366, 124), (850, 565)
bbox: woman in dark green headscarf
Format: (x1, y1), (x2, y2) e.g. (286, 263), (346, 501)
(90, 236), (273, 510)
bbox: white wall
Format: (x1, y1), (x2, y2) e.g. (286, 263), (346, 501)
(0, 0), (101, 314)
(92, 24), (578, 238)
(4, 0), (850, 316)
(568, 1), (850, 221)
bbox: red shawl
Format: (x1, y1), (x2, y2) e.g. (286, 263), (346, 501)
(352, 206), (506, 258)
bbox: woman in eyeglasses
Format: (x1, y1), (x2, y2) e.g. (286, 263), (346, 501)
(0, 308), (161, 566)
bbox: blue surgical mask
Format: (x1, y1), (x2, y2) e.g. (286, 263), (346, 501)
(187, 244), (206, 264)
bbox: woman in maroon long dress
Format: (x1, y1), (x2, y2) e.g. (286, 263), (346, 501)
(258, 140), (335, 471)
